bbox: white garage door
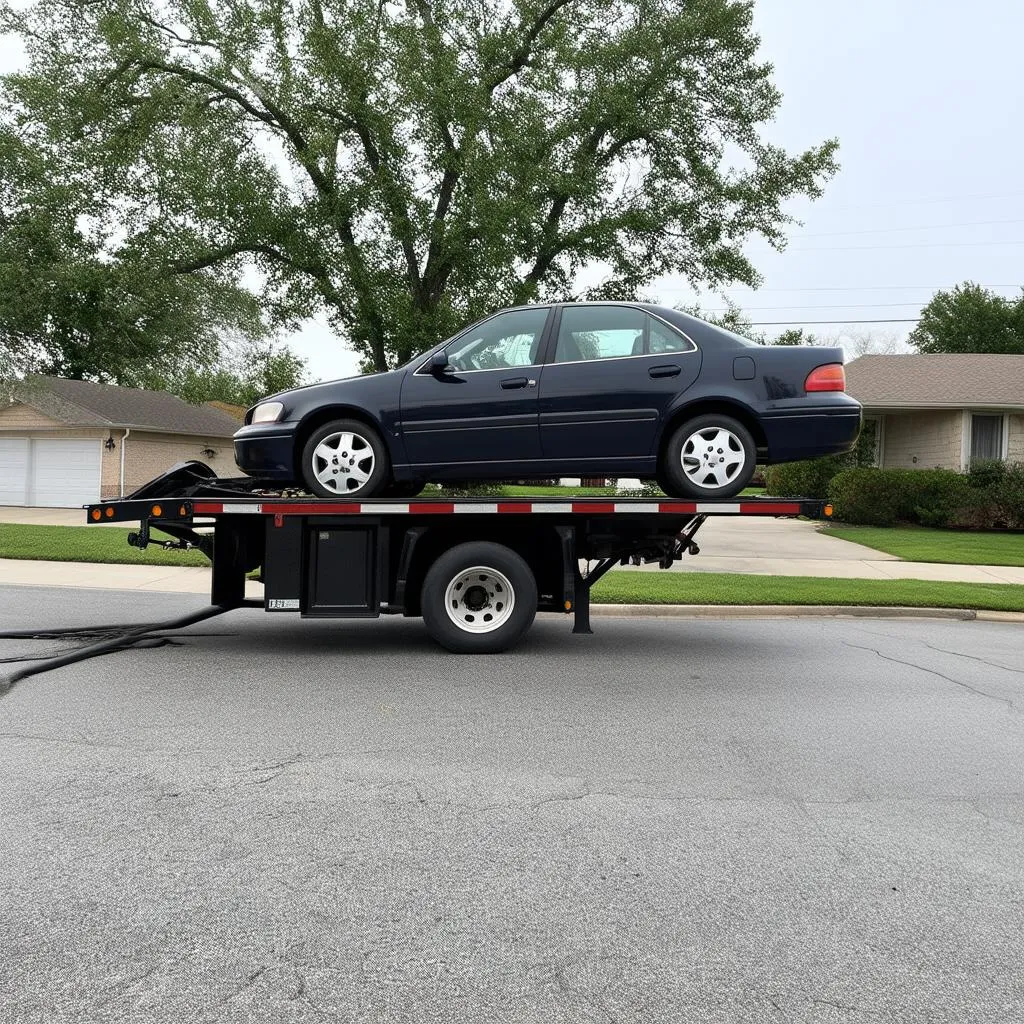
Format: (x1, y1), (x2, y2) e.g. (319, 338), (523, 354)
(0, 438), (30, 505)
(29, 439), (102, 507)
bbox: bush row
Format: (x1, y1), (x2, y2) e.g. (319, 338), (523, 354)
(826, 461), (1024, 528)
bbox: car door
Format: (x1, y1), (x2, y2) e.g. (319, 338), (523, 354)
(538, 305), (701, 461)
(398, 306), (552, 470)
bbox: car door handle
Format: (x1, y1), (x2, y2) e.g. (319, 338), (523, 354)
(500, 377), (536, 389)
(649, 364), (682, 378)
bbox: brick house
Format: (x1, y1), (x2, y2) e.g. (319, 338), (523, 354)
(0, 376), (243, 507)
(845, 354), (1024, 470)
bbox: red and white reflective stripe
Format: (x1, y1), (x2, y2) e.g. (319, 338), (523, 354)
(191, 499), (804, 516)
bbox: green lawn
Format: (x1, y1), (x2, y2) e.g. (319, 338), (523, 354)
(0, 524), (209, 567)
(825, 524), (1024, 567)
(592, 571), (1024, 612)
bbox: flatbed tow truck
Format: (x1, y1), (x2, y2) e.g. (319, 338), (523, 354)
(1, 461), (831, 688)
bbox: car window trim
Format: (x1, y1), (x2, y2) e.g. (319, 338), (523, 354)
(413, 306), (553, 376)
(545, 306), (699, 366)
(647, 310), (699, 355)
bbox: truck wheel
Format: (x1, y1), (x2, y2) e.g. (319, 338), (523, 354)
(660, 414), (756, 499)
(301, 419), (390, 498)
(421, 542), (537, 653)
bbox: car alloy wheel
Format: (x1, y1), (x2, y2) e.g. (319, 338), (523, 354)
(680, 425), (746, 490)
(312, 429), (376, 494)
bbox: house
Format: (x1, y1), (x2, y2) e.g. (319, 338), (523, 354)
(0, 376), (243, 507)
(845, 354), (1024, 470)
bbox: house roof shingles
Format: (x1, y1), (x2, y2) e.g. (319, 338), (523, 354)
(13, 376), (241, 437)
(845, 354), (1024, 410)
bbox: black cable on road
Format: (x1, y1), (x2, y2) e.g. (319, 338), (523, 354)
(0, 601), (262, 698)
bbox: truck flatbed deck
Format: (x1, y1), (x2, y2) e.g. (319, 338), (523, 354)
(2, 462), (832, 687)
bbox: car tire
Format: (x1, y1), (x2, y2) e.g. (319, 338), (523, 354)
(421, 542), (538, 653)
(660, 414), (756, 499)
(301, 419), (390, 498)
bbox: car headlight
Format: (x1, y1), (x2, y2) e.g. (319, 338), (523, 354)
(251, 401), (284, 424)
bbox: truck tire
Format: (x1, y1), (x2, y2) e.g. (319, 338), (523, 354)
(660, 413), (756, 499)
(301, 418), (390, 498)
(421, 542), (537, 653)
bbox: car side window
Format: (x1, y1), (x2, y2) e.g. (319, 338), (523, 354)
(554, 306), (646, 363)
(648, 316), (694, 354)
(443, 308), (548, 372)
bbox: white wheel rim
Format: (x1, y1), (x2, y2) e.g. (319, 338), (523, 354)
(312, 430), (375, 494)
(444, 566), (515, 634)
(681, 426), (746, 490)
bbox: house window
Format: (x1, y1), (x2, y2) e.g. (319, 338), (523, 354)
(970, 414), (1005, 463)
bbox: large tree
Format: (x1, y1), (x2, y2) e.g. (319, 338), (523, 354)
(909, 282), (1024, 355)
(0, 127), (281, 386)
(1, 0), (838, 372)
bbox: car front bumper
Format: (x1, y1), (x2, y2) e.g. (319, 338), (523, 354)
(233, 422), (298, 480)
(761, 397), (863, 462)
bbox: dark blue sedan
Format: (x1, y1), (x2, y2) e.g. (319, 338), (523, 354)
(233, 303), (861, 499)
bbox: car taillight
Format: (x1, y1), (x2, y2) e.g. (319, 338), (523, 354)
(805, 363), (846, 392)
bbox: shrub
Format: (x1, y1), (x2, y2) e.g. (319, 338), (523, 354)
(763, 453), (856, 499)
(827, 464), (1024, 529)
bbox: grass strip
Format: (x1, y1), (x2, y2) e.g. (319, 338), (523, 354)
(825, 524), (1024, 567)
(591, 570), (1024, 613)
(0, 524), (209, 567)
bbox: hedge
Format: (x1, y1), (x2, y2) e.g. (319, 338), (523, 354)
(826, 461), (1024, 528)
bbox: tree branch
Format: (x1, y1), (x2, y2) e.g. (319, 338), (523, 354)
(485, 0), (577, 92)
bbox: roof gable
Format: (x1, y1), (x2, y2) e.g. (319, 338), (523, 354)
(12, 376), (241, 437)
(846, 354), (1024, 409)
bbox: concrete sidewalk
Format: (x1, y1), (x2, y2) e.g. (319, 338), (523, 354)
(0, 558), (265, 597)
(1, 554), (1021, 594)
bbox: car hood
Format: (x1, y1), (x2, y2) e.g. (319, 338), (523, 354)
(251, 369), (394, 409)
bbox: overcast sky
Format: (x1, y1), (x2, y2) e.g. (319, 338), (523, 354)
(4, 0), (1023, 381)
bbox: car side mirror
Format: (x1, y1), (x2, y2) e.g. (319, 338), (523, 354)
(430, 350), (451, 374)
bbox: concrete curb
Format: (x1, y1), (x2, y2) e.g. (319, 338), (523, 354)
(591, 603), (1024, 623)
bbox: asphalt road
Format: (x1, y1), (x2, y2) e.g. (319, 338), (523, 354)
(1, 585), (1022, 1024)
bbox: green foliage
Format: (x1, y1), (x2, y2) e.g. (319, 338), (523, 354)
(908, 282), (1024, 355)
(827, 464), (1024, 529)
(676, 301), (766, 344)
(163, 342), (307, 407)
(0, 126), (277, 386)
(771, 327), (819, 346)
(1, 0), (838, 371)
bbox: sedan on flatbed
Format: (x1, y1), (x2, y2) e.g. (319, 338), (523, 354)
(233, 302), (862, 499)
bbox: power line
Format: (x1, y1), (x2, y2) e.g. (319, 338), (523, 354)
(757, 239), (1024, 253)
(826, 190), (1024, 211)
(792, 217), (1024, 238)
(678, 284), (1021, 293)
(750, 318), (921, 326)
(707, 301), (926, 312)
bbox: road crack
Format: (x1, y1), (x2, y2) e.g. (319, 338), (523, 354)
(842, 642), (1016, 712)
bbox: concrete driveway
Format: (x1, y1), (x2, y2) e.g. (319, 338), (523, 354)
(2, 586), (1022, 1022)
